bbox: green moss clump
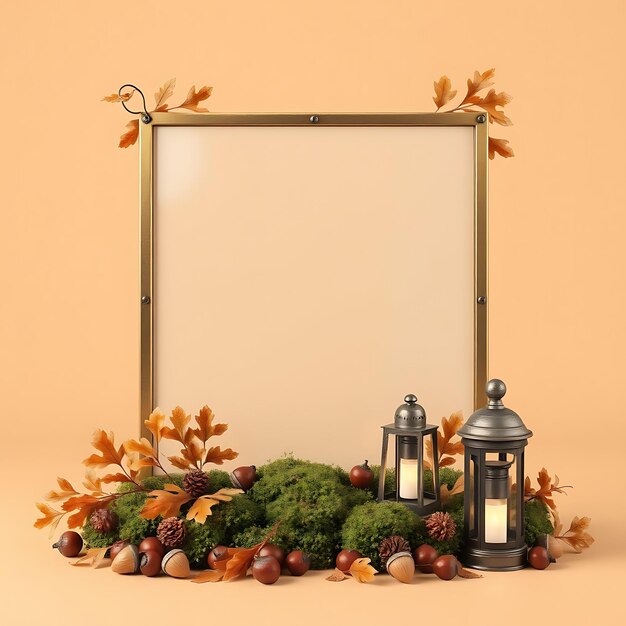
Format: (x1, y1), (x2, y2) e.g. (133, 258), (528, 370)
(341, 501), (422, 569)
(524, 499), (553, 546)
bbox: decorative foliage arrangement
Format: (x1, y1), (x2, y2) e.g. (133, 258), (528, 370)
(35, 406), (240, 537)
(432, 68), (514, 160)
(35, 406), (593, 585)
(102, 79), (212, 148)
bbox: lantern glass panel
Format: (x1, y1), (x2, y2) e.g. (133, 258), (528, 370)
(469, 454), (478, 538)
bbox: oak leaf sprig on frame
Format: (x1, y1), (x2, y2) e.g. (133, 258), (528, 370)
(432, 68), (514, 160)
(102, 78), (213, 148)
(425, 411), (464, 470)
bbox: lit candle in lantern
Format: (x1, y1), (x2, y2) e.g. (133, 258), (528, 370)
(485, 498), (508, 543)
(399, 458), (418, 499)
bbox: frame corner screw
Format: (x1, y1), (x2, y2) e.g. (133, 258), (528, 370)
(476, 114), (487, 124)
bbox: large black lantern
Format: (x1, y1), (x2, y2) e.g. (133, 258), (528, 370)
(377, 394), (441, 515)
(458, 379), (533, 570)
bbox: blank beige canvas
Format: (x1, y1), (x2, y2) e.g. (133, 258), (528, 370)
(153, 125), (475, 467)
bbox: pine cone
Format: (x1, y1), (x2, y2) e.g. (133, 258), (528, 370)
(379, 535), (411, 565)
(426, 511), (457, 541)
(183, 469), (209, 498)
(90, 508), (119, 534)
(157, 517), (187, 548)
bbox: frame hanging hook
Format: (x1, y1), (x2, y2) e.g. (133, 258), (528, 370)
(118, 84), (152, 124)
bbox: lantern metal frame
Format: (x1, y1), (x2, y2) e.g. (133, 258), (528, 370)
(377, 422), (441, 515)
(458, 379), (532, 571)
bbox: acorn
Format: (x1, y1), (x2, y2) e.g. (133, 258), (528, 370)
(413, 544), (439, 573)
(52, 531), (83, 557)
(432, 555), (459, 580)
(111, 544), (140, 574)
(528, 546), (551, 570)
(258, 544), (286, 567)
(386, 552), (416, 584)
(208, 545), (230, 569)
(336, 548), (363, 572)
(108, 539), (130, 561)
(139, 537), (165, 559)
(162, 549), (191, 578)
(349, 460), (374, 489)
(252, 555), (281, 584)
(285, 550), (311, 576)
(230, 465), (258, 492)
(140, 550), (162, 577)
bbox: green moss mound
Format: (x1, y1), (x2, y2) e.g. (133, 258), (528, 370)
(341, 501), (422, 569)
(524, 499), (554, 546)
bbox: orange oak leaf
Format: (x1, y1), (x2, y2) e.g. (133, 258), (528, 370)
(488, 137), (514, 160)
(457, 562), (482, 578)
(123, 437), (156, 459)
(176, 85), (212, 112)
(326, 568), (348, 582)
(161, 406), (191, 443)
(193, 405), (228, 443)
(45, 477), (79, 502)
(82, 469), (105, 495)
(145, 408), (166, 442)
(433, 76), (457, 110)
(182, 439), (205, 468)
(71, 546), (109, 568)
(204, 446), (238, 465)
(100, 472), (133, 484)
(168, 456), (195, 471)
(425, 411), (464, 469)
(34, 503), (64, 536)
(191, 569), (225, 583)
(186, 488), (243, 524)
(62, 494), (115, 528)
(83, 429), (125, 469)
(464, 68), (496, 100)
(550, 510), (594, 555)
(102, 90), (134, 103)
(349, 558), (378, 583)
(154, 78), (176, 111)
(525, 468), (570, 510)
(440, 474), (464, 506)
(469, 89), (512, 126)
(119, 119), (139, 148)
(139, 483), (192, 519)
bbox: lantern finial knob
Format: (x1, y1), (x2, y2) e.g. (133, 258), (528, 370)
(486, 379), (506, 407)
(404, 394), (418, 404)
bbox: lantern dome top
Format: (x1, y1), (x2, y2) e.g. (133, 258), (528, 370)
(458, 379), (533, 442)
(394, 394), (426, 429)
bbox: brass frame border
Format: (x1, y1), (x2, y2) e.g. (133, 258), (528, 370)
(139, 112), (488, 440)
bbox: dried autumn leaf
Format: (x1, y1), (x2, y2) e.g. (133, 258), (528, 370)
(193, 405), (227, 443)
(191, 569), (225, 583)
(119, 119), (139, 148)
(83, 429), (125, 469)
(71, 546), (109, 568)
(440, 474), (464, 505)
(525, 468), (570, 510)
(468, 88), (512, 126)
(102, 90), (134, 103)
(222, 545), (258, 581)
(154, 78), (176, 111)
(123, 437), (156, 459)
(63, 494), (114, 529)
(168, 455), (195, 471)
(457, 563), (482, 578)
(349, 558), (377, 583)
(186, 488), (243, 524)
(176, 85), (212, 112)
(139, 483), (192, 519)
(182, 439), (205, 468)
(326, 568), (348, 582)
(425, 411), (464, 468)
(82, 469), (104, 494)
(433, 76), (457, 110)
(161, 406), (191, 443)
(488, 137), (514, 160)
(204, 446), (238, 465)
(33, 503), (64, 536)
(145, 408), (166, 442)
(45, 477), (79, 502)
(465, 68), (496, 100)
(555, 515), (594, 553)
(100, 472), (133, 484)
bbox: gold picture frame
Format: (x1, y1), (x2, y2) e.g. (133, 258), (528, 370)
(139, 112), (488, 442)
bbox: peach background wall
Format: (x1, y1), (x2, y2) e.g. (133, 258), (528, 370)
(1, 1), (625, 624)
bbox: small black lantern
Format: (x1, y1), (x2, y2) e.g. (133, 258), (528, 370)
(377, 394), (441, 515)
(458, 379), (533, 570)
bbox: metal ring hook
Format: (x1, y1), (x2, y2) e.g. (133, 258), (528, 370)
(118, 84), (152, 124)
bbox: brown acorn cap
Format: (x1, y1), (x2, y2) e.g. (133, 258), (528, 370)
(161, 549), (190, 579)
(111, 544), (140, 575)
